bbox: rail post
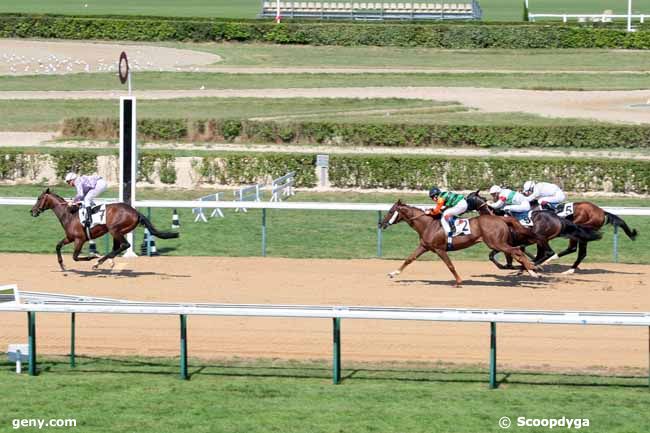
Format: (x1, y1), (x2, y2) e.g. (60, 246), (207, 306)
(333, 318), (341, 384)
(70, 313), (76, 368)
(146, 207), (152, 257)
(613, 225), (619, 263)
(180, 314), (188, 380)
(28, 312), (36, 376)
(262, 209), (267, 257)
(489, 321), (497, 389)
(377, 211), (383, 258)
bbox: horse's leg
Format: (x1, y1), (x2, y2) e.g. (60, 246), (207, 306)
(505, 246), (541, 278)
(557, 239), (578, 258)
(433, 249), (463, 286)
(71, 238), (97, 262)
(56, 237), (72, 271)
(489, 250), (507, 270)
(94, 234), (130, 270)
(563, 241), (588, 275)
(388, 244), (427, 278)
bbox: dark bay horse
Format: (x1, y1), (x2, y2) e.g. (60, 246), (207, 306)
(379, 199), (541, 286)
(555, 201), (637, 273)
(468, 193), (602, 273)
(30, 188), (178, 271)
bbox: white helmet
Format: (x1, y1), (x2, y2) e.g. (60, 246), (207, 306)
(523, 180), (536, 194)
(488, 185), (501, 195)
(64, 172), (77, 182)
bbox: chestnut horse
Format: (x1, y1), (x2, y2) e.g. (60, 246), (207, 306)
(555, 202), (637, 272)
(30, 188), (178, 271)
(378, 199), (541, 286)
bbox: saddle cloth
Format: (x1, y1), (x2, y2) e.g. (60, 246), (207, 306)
(508, 211), (533, 227)
(452, 218), (471, 236)
(79, 204), (107, 227)
(555, 202), (574, 218)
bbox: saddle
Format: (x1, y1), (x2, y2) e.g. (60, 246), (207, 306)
(79, 204), (107, 228)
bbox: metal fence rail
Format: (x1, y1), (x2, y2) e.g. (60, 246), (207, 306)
(1, 286), (648, 386)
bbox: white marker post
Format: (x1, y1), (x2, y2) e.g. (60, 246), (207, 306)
(276, 0), (281, 23)
(627, 0), (633, 32)
(118, 52), (137, 257)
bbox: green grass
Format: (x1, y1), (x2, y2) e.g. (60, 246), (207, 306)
(0, 356), (648, 433)
(180, 44), (650, 70)
(0, 98), (445, 131)
(1, 0), (648, 21)
(3, 71), (649, 92)
(2, 185), (645, 264)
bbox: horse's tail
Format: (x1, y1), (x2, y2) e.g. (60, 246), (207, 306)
(138, 212), (179, 239)
(560, 220), (602, 242)
(605, 212), (638, 240)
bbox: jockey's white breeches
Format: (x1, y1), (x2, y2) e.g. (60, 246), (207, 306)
(83, 178), (107, 207)
(539, 190), (566, 205)
(441, 199), (468, 234)
(504, 201), (530, 214)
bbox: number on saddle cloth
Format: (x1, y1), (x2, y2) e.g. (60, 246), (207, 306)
(79, 204), (107, 227)
(510, 211), (533, 227)
(555, 202), (574, 218)
(452, 218), (471, 236)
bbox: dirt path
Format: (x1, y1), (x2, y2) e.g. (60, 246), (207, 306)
(2, 87), (648, 124)
(0, 255), (648, 371)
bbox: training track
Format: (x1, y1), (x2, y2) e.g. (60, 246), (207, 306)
(0, 254), (648, 372)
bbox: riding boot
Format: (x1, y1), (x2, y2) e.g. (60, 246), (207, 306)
(85, 206), (93, 231)
(447, 217), (456, 237)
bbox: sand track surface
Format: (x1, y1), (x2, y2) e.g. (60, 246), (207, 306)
(0, 255), (648, 371)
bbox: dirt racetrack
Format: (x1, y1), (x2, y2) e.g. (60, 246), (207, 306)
(0, 254), (648, 372)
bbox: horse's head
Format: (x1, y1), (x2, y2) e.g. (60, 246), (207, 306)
(30, 188), (58, 217)
(466, 190), (493, 215)
(379, 199), (406, 229)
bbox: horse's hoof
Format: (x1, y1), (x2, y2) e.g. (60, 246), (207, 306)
(388, 271), (400, 279)
(562, 268), (576, 275)
(540, 254), (559, 266)
(92, 264), (100, 271)
(454, 281), (463, 287)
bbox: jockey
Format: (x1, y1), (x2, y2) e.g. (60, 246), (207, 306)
(65, 172), (107, 229)
(522, 180), (566, 210)
(487, 185), (530, 220)
(426, 186), (468, 237)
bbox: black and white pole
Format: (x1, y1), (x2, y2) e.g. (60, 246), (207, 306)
(118, 51), (137, 257)
(172, 209), (180, 229)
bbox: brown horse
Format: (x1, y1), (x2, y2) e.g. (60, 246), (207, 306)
(378, 199), (541, 286)
(30, 188), (178, 271)
(555, 201), (637, 273)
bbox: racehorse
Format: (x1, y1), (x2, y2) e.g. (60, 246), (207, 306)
(30, 188), (178, 271)
(378, 199), (541, 286)
(554, 201), (637, 273)
(467, 192), (602, 272)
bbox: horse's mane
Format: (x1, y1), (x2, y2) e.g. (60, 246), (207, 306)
(44, 189), (67, 203)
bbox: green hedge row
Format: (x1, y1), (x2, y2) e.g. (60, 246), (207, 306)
(1, 149), (648, 193)
(2, 14), (650, 48)
(62, 117), (650, 149)
(328, 155), (650, 193)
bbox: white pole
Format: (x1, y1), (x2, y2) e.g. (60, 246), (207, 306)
(525, 0), (528, 10)
(276, 0), (281, 23)
(627, 0), (632, 32)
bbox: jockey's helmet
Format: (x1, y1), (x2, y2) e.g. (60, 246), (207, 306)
(488, 185), (501, 195)
(65, 172), (77, 183)
(522, 180), (536, 195)
(428, 186), (441, 198)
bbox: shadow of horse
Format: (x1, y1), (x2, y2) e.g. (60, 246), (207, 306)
(399, 274), (548, 289)
(57, 268), (191, 279)
(538, 264), (644, 276)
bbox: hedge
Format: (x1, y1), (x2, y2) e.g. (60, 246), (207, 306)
(0, 149), (648, 193)
(62, 117), (650, 149)
(2, 14), (650, 48)
(328, 154), (650, 193)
